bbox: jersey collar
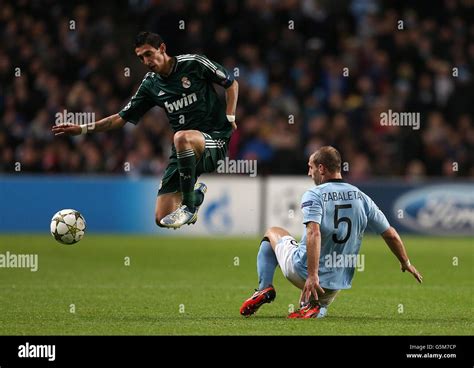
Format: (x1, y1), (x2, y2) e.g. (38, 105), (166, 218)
(325, 178), (344, 183)
(156, 57), (178, 79)
(162, 56), (178, 78)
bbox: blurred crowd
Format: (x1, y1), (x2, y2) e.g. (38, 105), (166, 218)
(1, 0), (473, 179)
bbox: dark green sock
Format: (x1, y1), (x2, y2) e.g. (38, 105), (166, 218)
(177, 149), (196, 211)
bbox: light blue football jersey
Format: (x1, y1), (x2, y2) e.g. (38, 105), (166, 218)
(293, 179), (390, 290)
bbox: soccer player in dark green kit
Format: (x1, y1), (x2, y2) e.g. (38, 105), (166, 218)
(52, 32), (239, 229)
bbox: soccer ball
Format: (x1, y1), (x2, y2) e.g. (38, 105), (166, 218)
(50, 209), (86, 245)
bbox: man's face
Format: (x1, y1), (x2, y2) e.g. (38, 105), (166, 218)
(135, 44), (166, 74)
(308, 156), (322, 185)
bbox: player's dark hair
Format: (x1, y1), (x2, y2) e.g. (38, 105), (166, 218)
(135, 31), (164, 49)
(312, 146), (342, 173)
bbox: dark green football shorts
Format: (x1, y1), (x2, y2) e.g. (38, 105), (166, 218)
(157, 132), (229, 196)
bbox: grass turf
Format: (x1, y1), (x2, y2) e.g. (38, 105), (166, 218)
(0, 235), (472, 335)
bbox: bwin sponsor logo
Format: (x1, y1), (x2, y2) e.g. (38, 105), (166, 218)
(165, 93), (198, 113)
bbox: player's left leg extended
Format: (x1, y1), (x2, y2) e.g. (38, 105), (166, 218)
(240, 227), (294, 316)
(240, 236), (278, 316)
(160, 130), (205, 228)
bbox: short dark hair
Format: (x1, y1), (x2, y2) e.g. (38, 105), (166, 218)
(312, 146), (342, 173)
(135, 31), (164, 49)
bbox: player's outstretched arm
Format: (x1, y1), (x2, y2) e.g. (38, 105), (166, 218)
(52, 113), (126, 136)
(381, 226), (423, 283)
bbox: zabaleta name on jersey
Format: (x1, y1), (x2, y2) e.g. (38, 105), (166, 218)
(321, 190), (363, 202)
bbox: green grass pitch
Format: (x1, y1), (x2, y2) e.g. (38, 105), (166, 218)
(0, 234), (472, 335)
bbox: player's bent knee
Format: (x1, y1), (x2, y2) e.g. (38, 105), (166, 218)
(265, 227), (289, 237)
(173, 131), (191, 147)
(264, 227), (290, 247)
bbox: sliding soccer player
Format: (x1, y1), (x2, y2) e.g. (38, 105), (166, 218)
(240, 146), (423, 318)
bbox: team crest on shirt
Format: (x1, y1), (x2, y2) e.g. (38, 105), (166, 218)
(181, 77), (191, 88)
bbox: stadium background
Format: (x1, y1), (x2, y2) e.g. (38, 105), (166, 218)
(1, 0), (474, 178)
(0, 0), (472, 235)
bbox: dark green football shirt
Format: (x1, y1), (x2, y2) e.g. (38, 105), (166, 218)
(119, 54), (235, 139)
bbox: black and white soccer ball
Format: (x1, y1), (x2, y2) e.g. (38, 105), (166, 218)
(50, 209), (86, 245)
